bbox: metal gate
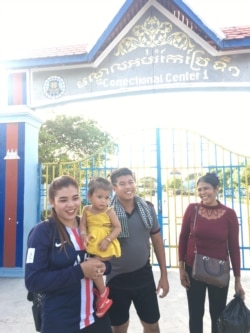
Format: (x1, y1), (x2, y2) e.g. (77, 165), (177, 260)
(39, 128), (250, 269)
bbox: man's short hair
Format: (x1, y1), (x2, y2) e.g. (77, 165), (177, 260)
(110, 167), (135, 185)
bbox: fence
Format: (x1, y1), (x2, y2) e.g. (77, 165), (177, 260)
(39, 128), (250, 269)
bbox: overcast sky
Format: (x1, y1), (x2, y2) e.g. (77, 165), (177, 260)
(185, 0), (250, 28)
(1, 0), (250, 58)
(0, 0), (125, 57)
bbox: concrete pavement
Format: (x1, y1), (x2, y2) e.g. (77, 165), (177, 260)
(1, 269), (250, 333)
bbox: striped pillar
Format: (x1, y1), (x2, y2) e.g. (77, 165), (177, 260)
(0, 107), (43, 276)
(8, 72), (27, 105)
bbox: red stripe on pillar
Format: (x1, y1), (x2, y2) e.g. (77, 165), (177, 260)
(3, 123), (18, 267)
(12, 73), (24, 105)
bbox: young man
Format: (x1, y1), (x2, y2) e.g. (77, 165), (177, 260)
(106, 168), (169, 333)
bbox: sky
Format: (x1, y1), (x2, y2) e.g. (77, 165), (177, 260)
(1, 0), (250, 155)
(1, 0), (250, 58)
(184, 0), (250, 28)
(0, 0), (126, 57)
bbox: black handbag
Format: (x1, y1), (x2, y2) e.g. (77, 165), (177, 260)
(191, 205), (230, 287)
(27, 291), (43, 332)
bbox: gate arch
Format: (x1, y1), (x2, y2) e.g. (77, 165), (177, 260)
(40, 128), (250, 269)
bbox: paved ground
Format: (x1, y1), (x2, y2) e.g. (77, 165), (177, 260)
(1, 269), (250, 333)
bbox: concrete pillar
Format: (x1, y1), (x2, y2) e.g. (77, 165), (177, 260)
(0, 106), (43, 277)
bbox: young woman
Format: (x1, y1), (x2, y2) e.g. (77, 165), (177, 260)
(178, 172), (245, 333)
(25, 175), (112, 333)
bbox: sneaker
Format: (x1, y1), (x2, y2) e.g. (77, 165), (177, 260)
(95, 297), (113, 318)
(93, 286), (109, 300)
(94, 287), (113, 318)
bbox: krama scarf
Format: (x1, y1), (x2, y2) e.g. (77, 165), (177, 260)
(110, 195), (153, 238)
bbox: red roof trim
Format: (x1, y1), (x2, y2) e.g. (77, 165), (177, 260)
(221, 26), (250, 40)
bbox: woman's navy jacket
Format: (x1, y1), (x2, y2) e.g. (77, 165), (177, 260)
(25, 218), (110, 333)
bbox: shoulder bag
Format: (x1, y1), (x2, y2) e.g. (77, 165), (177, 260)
(191, 205), (230, 288)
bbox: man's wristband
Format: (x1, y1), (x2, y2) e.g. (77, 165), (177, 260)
(105, 237), (112, 243)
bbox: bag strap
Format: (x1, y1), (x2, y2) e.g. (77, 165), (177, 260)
(193, 205), (199, 253)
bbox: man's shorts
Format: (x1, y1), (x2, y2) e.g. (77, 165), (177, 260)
(107, 281), (160, 326)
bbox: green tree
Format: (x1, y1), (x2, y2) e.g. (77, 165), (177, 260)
(239, 165), (250, 187)
(39, 115), (117, 163)
(167, 177), (182, 190)
(137, 176), (157, 196)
